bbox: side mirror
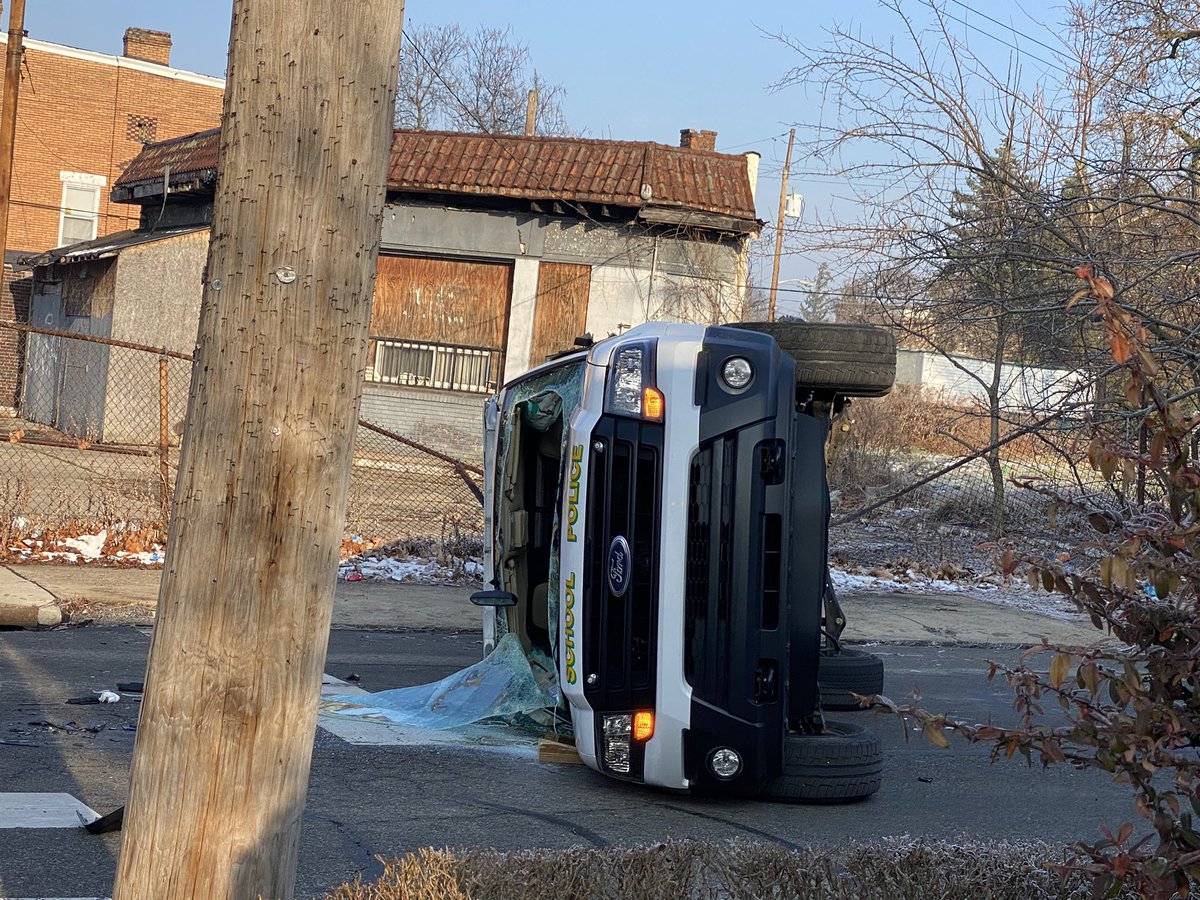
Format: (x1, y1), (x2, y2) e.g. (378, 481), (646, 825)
(470, 590), (518, 607)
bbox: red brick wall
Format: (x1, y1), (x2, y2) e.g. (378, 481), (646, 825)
(6, 40), (224, 255)
(0, 265), (32, 411)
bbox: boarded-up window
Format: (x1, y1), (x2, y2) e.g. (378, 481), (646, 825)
(368, 255), (511, 393)
(371, 255), (511, 349)
(529, 262), (591, 367)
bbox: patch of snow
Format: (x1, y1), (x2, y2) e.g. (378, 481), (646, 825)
(830, 564), (1087, 622)
(62, 530), (107, 559)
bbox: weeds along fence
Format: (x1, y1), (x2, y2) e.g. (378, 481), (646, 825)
(0, 320), (483, 553)
(824, 381), (1197, 555)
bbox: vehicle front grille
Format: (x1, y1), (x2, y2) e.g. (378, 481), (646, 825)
(685, 435), (784, 713)
(582, 417), (662, 711)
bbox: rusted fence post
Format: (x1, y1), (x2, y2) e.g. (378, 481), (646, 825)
(158, 356), (169, 522)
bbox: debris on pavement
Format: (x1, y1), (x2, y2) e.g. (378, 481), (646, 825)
(79, 805), (124, 834)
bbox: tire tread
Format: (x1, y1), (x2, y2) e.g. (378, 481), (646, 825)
(729, 321), (897, 397)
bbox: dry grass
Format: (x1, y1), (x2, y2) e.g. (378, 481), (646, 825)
(325, 838), (1138, 900)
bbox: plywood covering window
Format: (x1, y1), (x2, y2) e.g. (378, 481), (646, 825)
(529, 262), (591, 367)
(368, 255), (512, 393)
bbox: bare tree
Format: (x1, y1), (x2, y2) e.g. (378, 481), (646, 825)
(771, 0), (1200, 533)
(394, 23), (464, 130)
(397, 24), (569, 135)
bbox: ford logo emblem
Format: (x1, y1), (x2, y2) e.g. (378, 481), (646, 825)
(608, 536), (631, 597)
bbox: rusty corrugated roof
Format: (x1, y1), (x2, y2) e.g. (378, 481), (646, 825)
(116, 127), (222, 189)
(115, 128), (759, 224)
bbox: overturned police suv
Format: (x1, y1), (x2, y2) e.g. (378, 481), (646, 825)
(472, 319), (896, 802)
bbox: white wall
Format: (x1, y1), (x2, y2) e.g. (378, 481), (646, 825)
(502, 257), (540, 383)
(584, 262), (654, 340)
(895, 348), (1090, 412)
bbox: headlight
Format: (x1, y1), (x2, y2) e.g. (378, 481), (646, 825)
(602, 713), (633, 774)
(605, 341), (663, 420)
(602, 711), (655, 775)
(720, 357), (754, 391)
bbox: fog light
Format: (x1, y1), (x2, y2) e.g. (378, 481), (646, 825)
(720, 357), (754, 391)
(709, 747), (742, 780)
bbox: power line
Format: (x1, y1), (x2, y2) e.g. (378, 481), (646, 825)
(946, 0), (1196, 113)
(947, 0), (1064, 61)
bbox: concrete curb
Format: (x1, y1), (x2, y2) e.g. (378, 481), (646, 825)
(0, 566), (62, 628)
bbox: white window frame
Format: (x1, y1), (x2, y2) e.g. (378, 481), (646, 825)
(58, 171), (106, 247)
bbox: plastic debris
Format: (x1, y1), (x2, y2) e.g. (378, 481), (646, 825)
(80, 805), (124, 834)
(329, 632), (555, 730)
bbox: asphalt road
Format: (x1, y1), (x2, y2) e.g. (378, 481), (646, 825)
(0, 627), (1138, 899)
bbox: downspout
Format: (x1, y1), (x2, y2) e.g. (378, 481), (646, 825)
(646, 234), (659, 320)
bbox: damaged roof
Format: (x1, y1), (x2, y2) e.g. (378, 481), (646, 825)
(113, 128), (221, 200)
(22, 225), (209, 267)
(113, 128), (761, 231)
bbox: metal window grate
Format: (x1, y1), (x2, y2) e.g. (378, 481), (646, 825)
(367, 339), (497, 393)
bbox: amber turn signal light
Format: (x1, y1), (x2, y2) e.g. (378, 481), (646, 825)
(642, 387), (664, 420)
(632, 710), (655, 742)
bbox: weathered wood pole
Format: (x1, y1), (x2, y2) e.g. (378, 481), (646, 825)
(113, 2), (404, 897)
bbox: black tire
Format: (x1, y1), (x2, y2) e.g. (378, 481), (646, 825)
(818, 647), (885, 711)
(729, 321), (896, 397)
(764, 720), (883, 803)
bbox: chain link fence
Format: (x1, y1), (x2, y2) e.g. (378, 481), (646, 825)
(823, 382), (1180, 574)
(10, 317), (1180, 574)
(0, 320), (484, 560)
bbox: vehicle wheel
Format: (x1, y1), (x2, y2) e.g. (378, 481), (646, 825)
(818, 646), (884, 711)
(729, 321), (896, 397)
(764, 720), (883, 803)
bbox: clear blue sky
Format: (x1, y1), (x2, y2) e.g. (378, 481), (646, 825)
(22, 1), (1067, 311)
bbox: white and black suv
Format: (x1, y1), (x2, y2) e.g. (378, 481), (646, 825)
(473, 320), (896, 801)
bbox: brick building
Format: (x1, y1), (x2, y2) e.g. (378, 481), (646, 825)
(0, 27), (225, 414)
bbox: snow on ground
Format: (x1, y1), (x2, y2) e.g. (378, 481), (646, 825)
(830, 567), (1086, 621)
(338, 553), (483, 585)
(4, 530), (164, 566)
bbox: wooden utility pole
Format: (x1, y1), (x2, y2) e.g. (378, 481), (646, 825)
(0, 0), (26, 266)
(113, 2), (404, 898)
(767, 127), (795, 322)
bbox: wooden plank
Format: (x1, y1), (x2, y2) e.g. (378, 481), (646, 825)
(529, 261), (591, 367)
(637, 205), (759, 234)
(371, 255), (511, 349)
(537, 736), (583, 765)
